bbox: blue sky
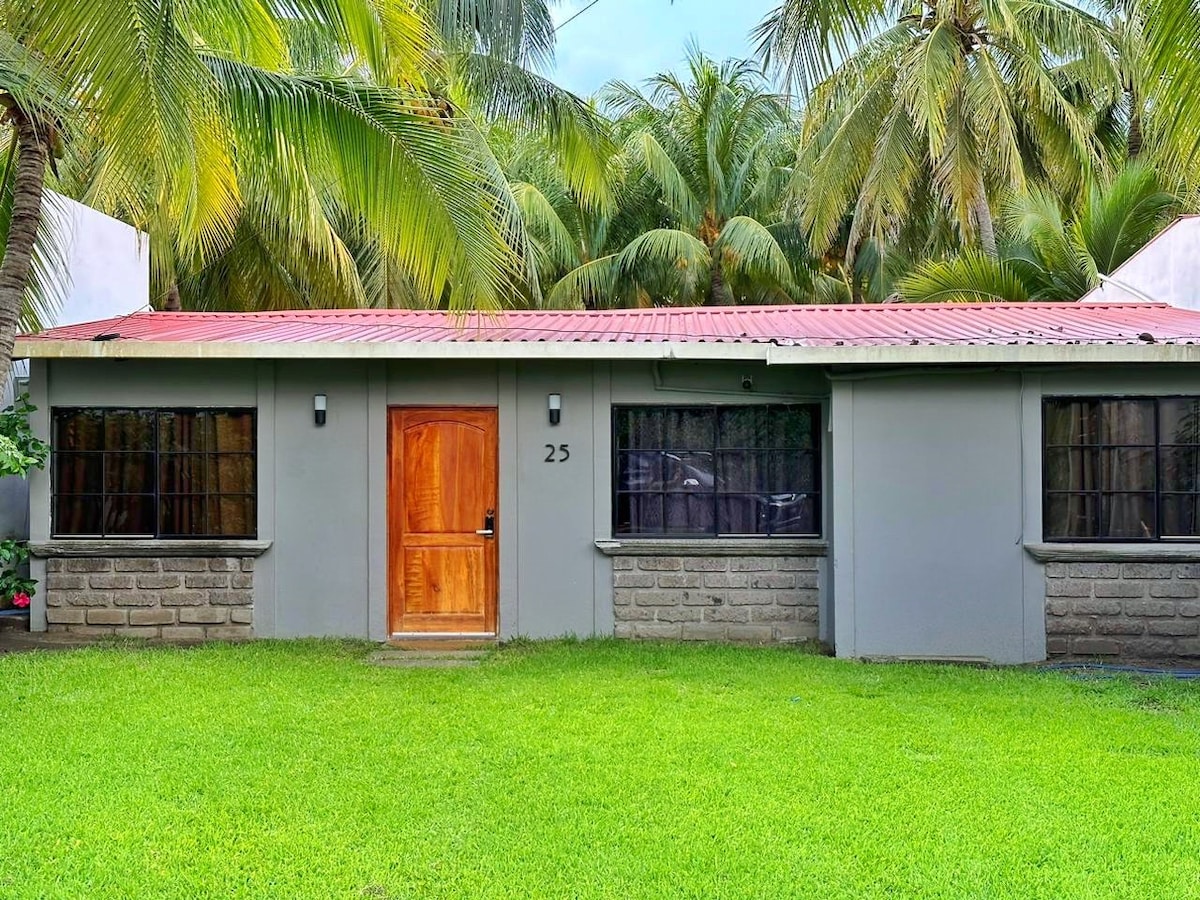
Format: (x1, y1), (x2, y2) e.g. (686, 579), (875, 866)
(548, 0), (779, 96)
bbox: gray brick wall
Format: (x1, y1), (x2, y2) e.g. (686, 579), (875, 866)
(1045, 561), (1200, 660)
(613, 555), (818, 643)
(44, 557), (254, 640)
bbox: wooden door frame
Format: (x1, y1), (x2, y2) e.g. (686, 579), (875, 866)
(386, 406), (499, 638)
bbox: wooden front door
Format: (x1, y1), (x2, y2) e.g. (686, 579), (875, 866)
(388, 408), (499, 636)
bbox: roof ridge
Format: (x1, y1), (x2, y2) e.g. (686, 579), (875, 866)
(125, 300), (1172, 320)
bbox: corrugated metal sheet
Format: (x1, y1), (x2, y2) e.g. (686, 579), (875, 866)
(19, 302), (1200, 347)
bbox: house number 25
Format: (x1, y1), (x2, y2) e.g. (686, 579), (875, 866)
(544, 443), (570, 463)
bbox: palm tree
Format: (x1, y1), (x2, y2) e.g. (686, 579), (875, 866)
(0, 0), (565, 386)
(895, 161), (1179, 301)
(165, 38), (615, 312)
(547, 52), (814, 309)
(755, 0), (1117, 266)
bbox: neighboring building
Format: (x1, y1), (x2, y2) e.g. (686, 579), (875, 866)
(14, 301), (1200, 663)
(1080, 215), (1200, 309)
(0, 195), (147, 544)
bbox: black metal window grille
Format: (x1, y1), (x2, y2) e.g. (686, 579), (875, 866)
(52, 408), (257, 538)
(613, 405), (821, 538)
(1043, 396), (1200, 541)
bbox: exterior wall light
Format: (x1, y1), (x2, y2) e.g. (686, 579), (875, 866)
(314, 393), (327, 427)
(548, 393), (562, 426)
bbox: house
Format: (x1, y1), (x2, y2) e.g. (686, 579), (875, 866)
(14, 300), (1200, 663)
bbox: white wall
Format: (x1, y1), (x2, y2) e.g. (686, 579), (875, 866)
(40, 192), (149, 326)
(1081, 217), (1200, 308)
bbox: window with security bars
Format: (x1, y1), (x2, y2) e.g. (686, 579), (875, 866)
(52, 408), (256, 538)
(613, 405), (820, 537)
(1043, 397), (1200, 541)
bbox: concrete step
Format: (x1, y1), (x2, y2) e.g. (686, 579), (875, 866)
(366, 648), (489, 669)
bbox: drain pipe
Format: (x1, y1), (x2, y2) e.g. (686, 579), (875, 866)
(1094, 273), (1163, 305)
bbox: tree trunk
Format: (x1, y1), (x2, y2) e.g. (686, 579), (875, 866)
(1128, 88), (1144, 159)
(972, 180), (997, 259)
(0, 111), (49, 393)
(706, 252), (734, 306)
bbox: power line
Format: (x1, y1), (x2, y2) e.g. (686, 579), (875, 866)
(554, 0), (604, 32)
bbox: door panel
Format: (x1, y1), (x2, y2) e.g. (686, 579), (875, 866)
(388, 409), (498, 635)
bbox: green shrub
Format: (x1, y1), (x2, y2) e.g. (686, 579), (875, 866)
(0, 394), (47, 609)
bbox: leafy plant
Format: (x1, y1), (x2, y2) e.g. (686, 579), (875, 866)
(0, 540), (34, 609)
(0, 393), (47, 478)
(0, 393), (46, 609)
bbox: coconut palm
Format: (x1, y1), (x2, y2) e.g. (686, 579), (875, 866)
(546, 52), (817, 309)
(167, 47), (615, 312)
(0, 0), (590, 385)
(895, 161), (1179, 302)
(755, 0), (1118, 266)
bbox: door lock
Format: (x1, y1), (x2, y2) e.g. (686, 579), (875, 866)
(476, 509), (496, 538)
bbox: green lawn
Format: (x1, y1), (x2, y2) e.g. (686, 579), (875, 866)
(1, 640), (1199, 898)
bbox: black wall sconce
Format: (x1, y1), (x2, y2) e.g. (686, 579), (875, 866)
(548, 393), (562, 426)
(314, 393), (327, 427)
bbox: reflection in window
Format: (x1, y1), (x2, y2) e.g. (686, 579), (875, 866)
(614, 405), (820, 537)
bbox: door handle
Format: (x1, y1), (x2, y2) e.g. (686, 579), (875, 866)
(476, 508), (496, 538)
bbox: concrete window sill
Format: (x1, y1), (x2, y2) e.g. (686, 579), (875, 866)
(595, 538), (828, 557)
(1025, 542), (1200, 563)
(29, 539), (273, 558)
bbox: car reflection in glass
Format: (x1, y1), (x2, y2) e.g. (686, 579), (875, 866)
(619, 450), (814, 534)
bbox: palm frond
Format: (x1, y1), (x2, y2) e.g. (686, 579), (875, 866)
(456, 53), (615, 210)
(545, 254), (621, 309)
(753, 0), (893, 95)
(1075, 160), (1177, 273)
(206, 57), (527, 308)
(897, 252), (1030, 302)
(716, 216), (794, 290)
(631, 131), (702, 226)
(511, 180), (580, 271)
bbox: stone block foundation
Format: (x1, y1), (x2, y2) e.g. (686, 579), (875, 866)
(1045, 561), (1200, 660)
(44, 556), (255, 640)
(612, 554), (819, 643)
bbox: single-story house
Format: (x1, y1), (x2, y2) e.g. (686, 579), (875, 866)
(15, 299), (1200, 663)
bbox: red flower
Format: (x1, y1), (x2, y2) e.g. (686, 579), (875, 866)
(11, 593), (30, 609)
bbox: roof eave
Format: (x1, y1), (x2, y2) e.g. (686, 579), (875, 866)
(15, 339), (1200, 366)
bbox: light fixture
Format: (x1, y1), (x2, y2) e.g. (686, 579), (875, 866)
(314, 393), (327, 427)
(548, 393), (562, 426)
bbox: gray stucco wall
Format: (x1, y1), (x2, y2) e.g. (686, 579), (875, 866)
(832, 371), (1030, 662)
(29, 356), (830, 642)
(271, 360), (371, 637)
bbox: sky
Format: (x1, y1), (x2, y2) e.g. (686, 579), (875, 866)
(548, 0), (779, 97)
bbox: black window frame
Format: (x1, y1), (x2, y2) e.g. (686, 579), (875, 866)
(51, 406), (258, 539)
(1042, 394), (1200, 543)
(611, 403), (823, 539)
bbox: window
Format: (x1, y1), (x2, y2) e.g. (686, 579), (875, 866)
(1044, 397), (1200, 541)
(613, 405), (820, 537)
(52, 408), (256, 538)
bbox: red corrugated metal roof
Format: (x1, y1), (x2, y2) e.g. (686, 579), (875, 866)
(18, 302), (1200, 348)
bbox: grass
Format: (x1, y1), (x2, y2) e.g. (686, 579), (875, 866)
(1, 640), (1199, 898)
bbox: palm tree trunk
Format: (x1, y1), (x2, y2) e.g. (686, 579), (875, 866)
(1128, 87), (1144, 158)
(0, 111), (49, 392)
(707, 252), (734, 306)
(972, 180), (997, 259)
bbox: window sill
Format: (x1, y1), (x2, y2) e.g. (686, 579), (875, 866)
(1025, 542), (1200, 563)
(29, 539), (272, 558)
(595, 538), (827, 557)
